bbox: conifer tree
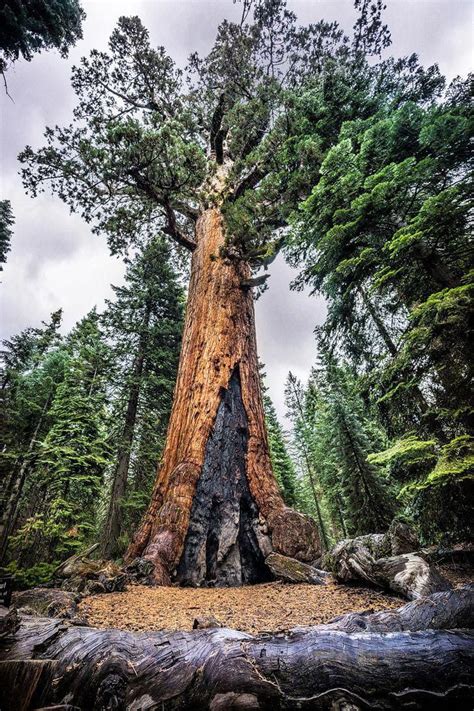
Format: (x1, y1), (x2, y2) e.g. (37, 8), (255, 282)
(101, 238), (184, 557)
(289, 79), (473, 540)
(263, 391), (298, 507)
(0, 200), (13, 273)
(19, 0), (443, 582)
(0, 0), (85, 75)
(0, 310), (65, 562)
(8, 311), (110, 567)
(285, 373), (331, 549)
(323, 364), (395, 535)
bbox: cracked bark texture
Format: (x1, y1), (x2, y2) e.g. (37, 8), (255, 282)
(125, 208), (319, 584)
(177, 368), (272, 587)
(0, 587), (472, 710)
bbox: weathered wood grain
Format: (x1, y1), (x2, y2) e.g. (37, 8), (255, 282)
(1, 587), (472, 710)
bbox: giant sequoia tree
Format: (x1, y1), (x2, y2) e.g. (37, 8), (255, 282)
(20, 0), (424, 585)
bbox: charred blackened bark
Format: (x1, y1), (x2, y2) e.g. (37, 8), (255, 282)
(177, 368), (271, 586)
(125, 208), (320, 584)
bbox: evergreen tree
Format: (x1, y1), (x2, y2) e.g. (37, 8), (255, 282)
(0, 0), (85, 75)
(289, 79), (473, 541)
(285, 372), (331, 549)
(8, 310), (110, 568)
(0, 200), (13, 273)
(0, 310), (65, 562)
(321, 363), (395, 535)
(101, 238), (184, 556)
(17, 0), (457, 580)
(263, 391), (298, 507)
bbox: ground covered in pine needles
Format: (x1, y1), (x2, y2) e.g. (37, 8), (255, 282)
(78, 565), (471, 634)
(79, 579), (403, 634)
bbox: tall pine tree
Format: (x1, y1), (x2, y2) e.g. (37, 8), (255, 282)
(101, 238), (184, 557)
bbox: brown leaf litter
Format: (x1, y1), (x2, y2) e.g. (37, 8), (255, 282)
(78, 564), (471, 635)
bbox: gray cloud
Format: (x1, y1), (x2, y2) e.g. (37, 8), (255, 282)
(1, 0), (472, 421)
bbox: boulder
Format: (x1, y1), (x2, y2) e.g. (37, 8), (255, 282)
(265, 552), (329, 585)
(12, 588), (79, 618)
(0, 607), (19, 638)
(269, 508), (321, 562)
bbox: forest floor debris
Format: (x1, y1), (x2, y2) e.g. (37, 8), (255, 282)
(78, 565), (471, 634)
(78, 579), (399, 633)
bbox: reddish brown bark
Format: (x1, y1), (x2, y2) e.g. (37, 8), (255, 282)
(125, 208), (319, 583)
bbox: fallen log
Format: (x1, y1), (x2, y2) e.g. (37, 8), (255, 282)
(327, 535), (452, 599)
(52, 544), (126, 595)
(373, 552), (451, 600)
(265, 552), (329, 584)
(0, 587), (472, 710)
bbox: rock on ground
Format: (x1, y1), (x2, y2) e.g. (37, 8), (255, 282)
(265, 552), (329, 584)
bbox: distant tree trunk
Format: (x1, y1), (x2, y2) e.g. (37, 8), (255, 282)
(286, 376), (329, 551)
(358, 284), (398, 356)
(102, 307), (150, 558)
(0, 395), (50, 563)
(336, 494), (348, 538)
(125, 209), (319, 584)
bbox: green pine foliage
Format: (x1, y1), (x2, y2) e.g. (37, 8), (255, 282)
(0, 0), (85, 74)
(0, 200), (13, 271)
(1, 238), (184, 580)
(263, 392), (298, 507)
(2, 1), (471, 582)
(286, 363), (395, 540)
(8, 311), (111, 567)
(100, 237), (184, 554)
(288, 72), (473, 542)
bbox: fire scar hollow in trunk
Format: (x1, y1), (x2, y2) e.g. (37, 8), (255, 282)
(125, 209), (320, 585)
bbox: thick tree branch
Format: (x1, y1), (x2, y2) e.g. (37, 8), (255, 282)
(231, 165), (267, 201)
(162, 203), (197, 251)
(210, 92), (228, 164)
(128, 169), (197, 251)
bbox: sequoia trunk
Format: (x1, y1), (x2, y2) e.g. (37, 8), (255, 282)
(125, 208), (319, 584)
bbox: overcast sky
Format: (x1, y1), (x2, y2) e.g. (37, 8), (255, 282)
(1, 0), (472, 421)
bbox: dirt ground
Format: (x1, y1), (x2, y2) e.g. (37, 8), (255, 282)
(78, 564), (472, 634)
(78, 563), (471, 635)
(79, 578), (401, 634)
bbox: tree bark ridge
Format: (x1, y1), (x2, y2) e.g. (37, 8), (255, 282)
(125, 208), (318, 584)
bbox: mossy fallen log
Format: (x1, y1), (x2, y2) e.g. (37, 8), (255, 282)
(265, 552), (329, 584)
(0, 586), (472, 710)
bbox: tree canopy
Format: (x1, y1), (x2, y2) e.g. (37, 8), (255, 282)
(0, 0), (85, 75)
